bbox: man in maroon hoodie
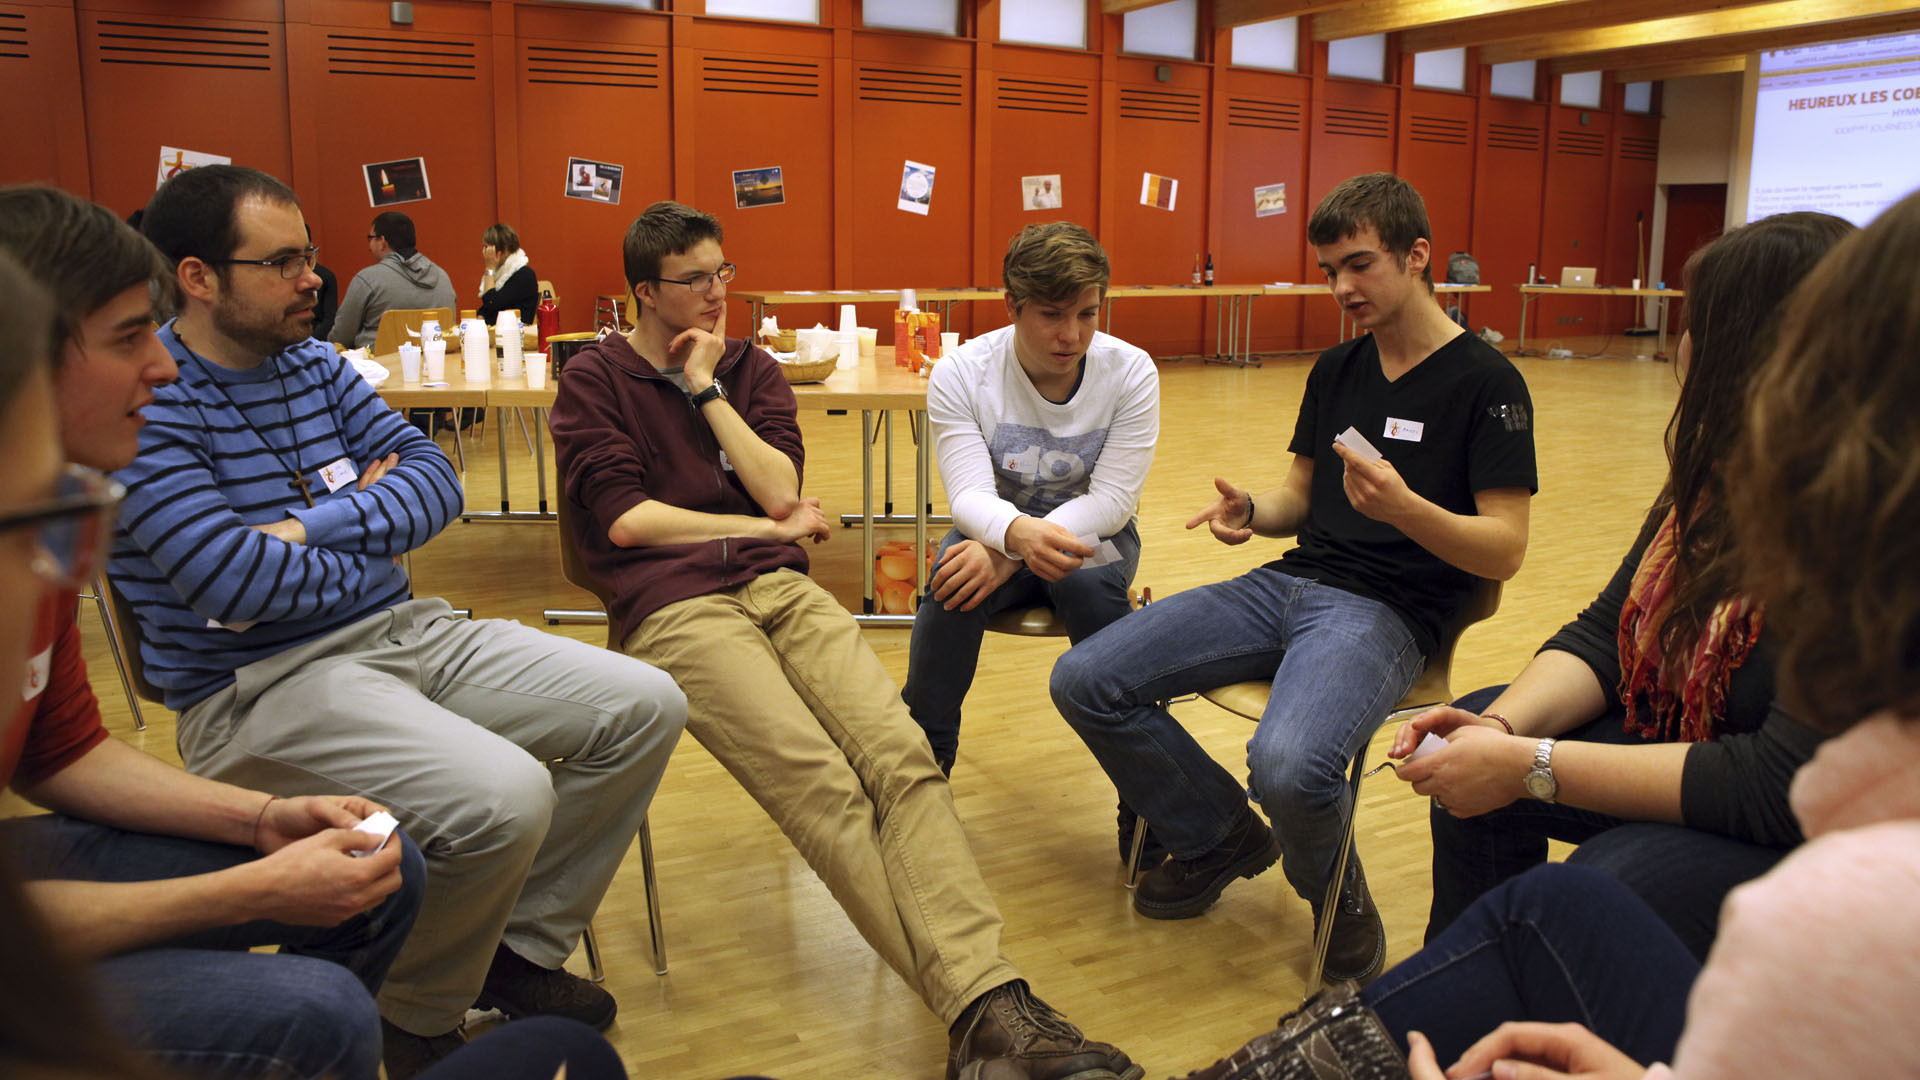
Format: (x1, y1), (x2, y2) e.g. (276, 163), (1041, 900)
(548, 200), (1141, 1080)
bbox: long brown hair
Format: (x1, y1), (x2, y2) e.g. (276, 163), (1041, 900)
(1644, 211), (1853, 682)
(1730, 192), (1920, 733)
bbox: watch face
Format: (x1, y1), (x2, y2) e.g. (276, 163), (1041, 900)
(1524, 772), (1555, 800)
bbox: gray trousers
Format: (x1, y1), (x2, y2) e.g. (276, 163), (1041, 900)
(177, 599), (686, 1035)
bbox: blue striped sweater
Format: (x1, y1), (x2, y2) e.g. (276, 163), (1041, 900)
(109, 323), (463, 710)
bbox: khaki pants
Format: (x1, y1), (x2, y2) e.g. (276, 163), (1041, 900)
(626, 569), (1019, 1024)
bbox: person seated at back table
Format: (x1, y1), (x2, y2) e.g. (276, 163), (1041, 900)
(546, 199), (1141, 1080)
(901, 221), (1159, 782)
(330, 210), (457, 350)
(1050, 173), (1536, 985)
(1389, 211), (1853, 959)
(477, 222), (538, 325)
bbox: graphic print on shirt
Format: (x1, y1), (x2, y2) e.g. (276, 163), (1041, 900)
(990, 422), (1107, 516)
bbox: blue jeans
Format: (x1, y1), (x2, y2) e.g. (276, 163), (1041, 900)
(903, 522), (1141, 765)
(1429, 686), (1790, 959)
(419, 1017), (626, 1080)
(3, 814), (427, 1080)
(1051, 567), (1421, 902)
(1367, 863), (1697, 1067)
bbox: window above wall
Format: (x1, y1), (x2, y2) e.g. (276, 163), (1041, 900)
(1230, 17), (1299, 72)
(704, 0), (817, 24)
(1559, 70), (1603, 108)
(1412, 48), (1467, 91)
(1326, 33), (1387, 82)
(1489, 59), (1537, 100)
(1000, 0), (1085, 50)
(1622, 81), (1654, 113)
(864, 0), (959, 36)
(1122, 0), (1198, 61)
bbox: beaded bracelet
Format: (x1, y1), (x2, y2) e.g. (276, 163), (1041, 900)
(1481, 713), (1515, 735)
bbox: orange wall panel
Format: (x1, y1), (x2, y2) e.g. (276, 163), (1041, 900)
(1220, 67), (1309, 352)
(1539, 105), (1612, 333)
(0, 2), (90, 191)
(1471, 97), (1548, 336)
(1304, 79), (1396, 345)
(1106, 72), (1209, 354)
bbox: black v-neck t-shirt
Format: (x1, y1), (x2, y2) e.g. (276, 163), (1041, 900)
(1269, 331), (1537, 656)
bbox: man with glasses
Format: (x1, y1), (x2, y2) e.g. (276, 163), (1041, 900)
(114, 166), (688, 1077)
(546, 200), (1141, 1080)
(329, 209), (456, 350)
(0, 188), (425, 1080)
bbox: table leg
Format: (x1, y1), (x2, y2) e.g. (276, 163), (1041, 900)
(534, 407), (549, 515)
(1657, 296), (1670, 357)
(914, 409), (929, 599)
(496, 405), (510, 514)
(1518, 293), (1531, 354)
(883, 410), (895, 517)
(862, 410), (876, 615)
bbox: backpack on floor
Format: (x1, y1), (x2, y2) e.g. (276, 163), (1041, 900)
(1446, 251), (1480, 285)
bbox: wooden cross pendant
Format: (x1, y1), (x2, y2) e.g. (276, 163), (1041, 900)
(289, 472), (316, 508)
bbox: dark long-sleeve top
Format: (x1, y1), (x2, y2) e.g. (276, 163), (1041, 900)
(1538, 505), (1823, 849)
(478, 265), (539, 324)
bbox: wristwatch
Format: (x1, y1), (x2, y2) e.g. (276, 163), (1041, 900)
(1522, 737), (1559, 802)
(689, 380), (727, 408)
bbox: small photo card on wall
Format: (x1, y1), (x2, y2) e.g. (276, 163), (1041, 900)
(898, 160), (936, 215)
(1254, 182), (1287, 218)
(1021, 174), (1063, 211)
(565, 158), (624, 205)
(1140, 172), (1178, 212)
(732, 166), (786, 209)
(156, 146), (230, 190)
(363, 158), (431, 208)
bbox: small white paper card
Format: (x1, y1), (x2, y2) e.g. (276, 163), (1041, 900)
(352, 811), (399, 856)
(1074, 534), (1124, 569)
(1335, 425), (1384, 464)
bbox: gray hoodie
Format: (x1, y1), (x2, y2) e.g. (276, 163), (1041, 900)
(330, 251), (458, 348)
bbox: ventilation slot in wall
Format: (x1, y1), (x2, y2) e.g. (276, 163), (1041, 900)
(1, 12), (27, 60)
(994, 76), (1090, 116)
(1485, 121), (1543, 152)
(1554, 129), (1605, 157)
(1228, 97), (1302, 131)
(702, 55), (821, 98)
(328, 33), (476, 80)
(1120, 87), (1202, 123)
(524, 44), (659, 90)
(91, 18), (272, 71)
(1618, 135), (1658, 162)
(857, 65), (961, 107)
(1322, 104), (1390, 139)
(1409, 114), (1470, 146)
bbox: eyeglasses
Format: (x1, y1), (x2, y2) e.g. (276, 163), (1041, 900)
(652, 263), (737, 293)
(0, 465), (124, 590)
(208, 246), (320, 280)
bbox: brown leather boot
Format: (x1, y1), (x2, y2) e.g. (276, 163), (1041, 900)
(947, 980), (1143, 1080)
(1314, 855), (1386, 985)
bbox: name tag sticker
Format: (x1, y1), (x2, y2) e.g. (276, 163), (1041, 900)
(1384, 417), (1425, 442)
(21, 646), (50, 702)
(318, 457), (357, 494)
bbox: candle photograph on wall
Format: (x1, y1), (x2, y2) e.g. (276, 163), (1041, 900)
(564, 157), (624, 205)
(1140, 172), (1178, 211)
(1254, 182), (1287, 217)
(898, 160), (935, 215)
(732, 166), (786, 209)
(1021, 174), (1063, 211)
(362, 157), (430, 208)
(156, 146), (230, 190)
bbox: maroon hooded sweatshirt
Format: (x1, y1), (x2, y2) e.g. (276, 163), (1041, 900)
(548, 332), (808, 644)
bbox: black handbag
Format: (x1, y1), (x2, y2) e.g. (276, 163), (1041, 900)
(1172, 980), (1412, 1080)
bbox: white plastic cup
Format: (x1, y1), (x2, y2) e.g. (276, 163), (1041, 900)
(1631, 278), (1641, 291)
(940, 331), (960, 357)
(899, 288), (918, 312)
(525, 353), (549, 390)
(838, 304), (858, 333)
(858, 327), (877, 358)
(398, 343), (422, 384)
(423, 339), (446, 381)
(836, 330), (859, 370)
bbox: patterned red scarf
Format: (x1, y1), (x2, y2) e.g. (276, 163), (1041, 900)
(1616, 507), (1764, 742)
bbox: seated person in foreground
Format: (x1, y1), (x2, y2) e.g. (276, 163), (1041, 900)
(120, 166), (687, 1078)
(1171, 185), (1920, 1080)
(1391, 211), (1853, 958)
(546, 199), (1140, 1080)
(1050, 173), (1536, 983)
(902, 221), (1158, 778)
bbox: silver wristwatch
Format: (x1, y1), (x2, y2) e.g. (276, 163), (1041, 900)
(1522, 737), (1559, 802)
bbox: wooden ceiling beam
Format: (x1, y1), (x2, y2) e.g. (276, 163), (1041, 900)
(1540, 9), (1920, 74)
(1318, 0), (1601, 42)
(1482, 0), (1920, 65)
(1401, 0), (1783, 53)
(1101, 0), (1183, 13)
(1213, 0), (1362, 31)
(1609, 56), (1747, 83)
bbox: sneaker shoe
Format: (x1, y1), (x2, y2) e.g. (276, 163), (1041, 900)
(1132, 808), (1279, 920)
(380, 1018), (466, 1080)
(947, 980), (1143, 1080)
(1115, 802), (1167, 875)
(474, 942), (618, 1030)
(1313, 855), (1386, 985)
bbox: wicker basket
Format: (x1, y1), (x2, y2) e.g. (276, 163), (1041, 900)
(778, 357), (837, 384)
(764, 328), (798, 352)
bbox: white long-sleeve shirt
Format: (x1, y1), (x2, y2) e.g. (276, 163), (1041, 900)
(928, 324), (1159, 556)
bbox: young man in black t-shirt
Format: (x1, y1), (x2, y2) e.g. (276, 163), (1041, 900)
(1052, 173), (1536, 983)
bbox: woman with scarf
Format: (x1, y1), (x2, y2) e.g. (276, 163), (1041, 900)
(476, 222), (539, 324)
(1388, 210), (1854, 959)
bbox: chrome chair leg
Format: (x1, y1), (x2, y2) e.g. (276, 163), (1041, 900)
(1304, 747), (1368, 1000)
(582, 924), (605, 984)
(86, 581), (145, 731)
(640, 816), (666, 976)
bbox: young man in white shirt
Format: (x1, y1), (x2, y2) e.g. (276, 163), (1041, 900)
(901, 222), (1159, 788)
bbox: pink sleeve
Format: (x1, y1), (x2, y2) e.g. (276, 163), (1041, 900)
(1668, 825), (1920, 1079)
